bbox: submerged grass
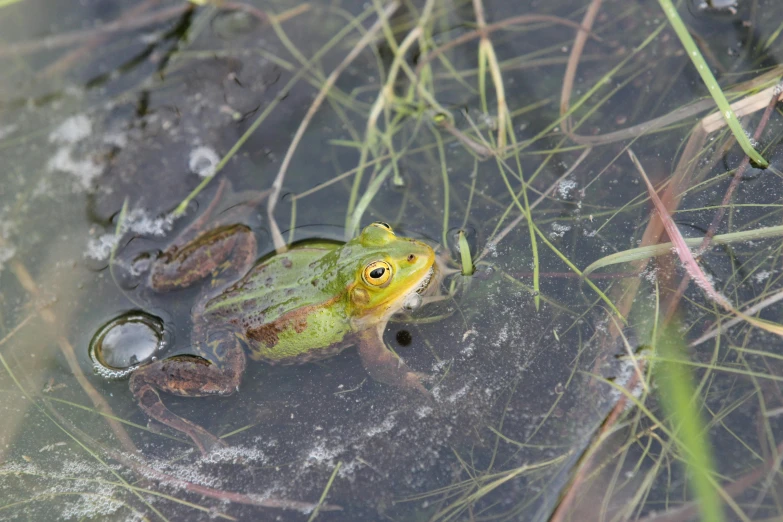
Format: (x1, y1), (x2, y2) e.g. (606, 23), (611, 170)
(657, 0), (768, 167)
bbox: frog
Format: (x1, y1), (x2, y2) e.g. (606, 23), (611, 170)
(127, 188), (436, 455)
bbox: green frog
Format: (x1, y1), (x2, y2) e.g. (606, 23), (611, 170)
(128, 192), (436, 454)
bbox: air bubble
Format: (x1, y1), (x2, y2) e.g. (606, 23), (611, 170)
(447, 226), (478, 255)
(188, 146), (219, 178)
(402, 293), (423, 312)
(89, 312), (164, 379)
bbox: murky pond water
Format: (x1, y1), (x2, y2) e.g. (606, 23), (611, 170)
(2, 0), (783, 520)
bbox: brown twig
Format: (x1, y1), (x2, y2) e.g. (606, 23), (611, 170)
(39, 0), (163, 78)
(559, 0), (603, 134)
(415, 15), (601, 76)
(549, 374), (641, 522)
(10, 261), (138, 454)
(0, 4), (193, 58)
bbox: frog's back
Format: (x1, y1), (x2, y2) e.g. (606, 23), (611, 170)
(202, 247), (353, 364)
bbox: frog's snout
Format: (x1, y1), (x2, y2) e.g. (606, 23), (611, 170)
(404, 239), (436, 269)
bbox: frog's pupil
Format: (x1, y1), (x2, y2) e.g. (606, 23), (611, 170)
(370, 267), (385, 278)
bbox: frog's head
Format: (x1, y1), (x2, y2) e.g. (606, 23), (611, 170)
(346, 222), (435, 326)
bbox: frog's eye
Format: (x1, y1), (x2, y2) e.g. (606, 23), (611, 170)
(362, 261), (393, 287)
(371, 222), (394, 233)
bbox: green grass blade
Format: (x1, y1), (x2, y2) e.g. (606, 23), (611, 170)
(530, 222), (625, 322)
(347, 162), (393, 238)
(307, 462), (342, 522)
(654, 321), (725, 522)
(457, 230), (474, 276)
(583, 225), (783, 275)
(657, 0), (768, 167)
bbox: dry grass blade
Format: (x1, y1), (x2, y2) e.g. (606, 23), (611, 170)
(629, 149), (783, 337)
(473, 0), (507, 149)
(559, 0), (602, 134)
(690, 289), (783, 347)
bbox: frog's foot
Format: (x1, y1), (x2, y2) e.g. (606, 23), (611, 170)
(142, 399), (228, 455)
(357, 326), (431, 397)
(405, 372), (435, 399)
(129, 341), (246, 455)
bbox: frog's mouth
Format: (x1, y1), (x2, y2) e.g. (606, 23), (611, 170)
(397, 265), (435, 313)
(414, 267), (434, 295)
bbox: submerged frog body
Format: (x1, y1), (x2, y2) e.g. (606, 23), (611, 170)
(129, 197), (435, 454)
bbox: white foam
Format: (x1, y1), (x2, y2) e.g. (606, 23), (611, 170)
(0, 124), (17, 140)
(189, 146), (220, 178)
(48, 114), (92, 144)
(47, 147), (104, 191)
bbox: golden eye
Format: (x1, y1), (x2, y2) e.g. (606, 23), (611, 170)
(362, 261), (392, 287)
(372, 221), (393, 233)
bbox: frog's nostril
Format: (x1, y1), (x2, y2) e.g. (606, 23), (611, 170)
(407, 254), (416, 263)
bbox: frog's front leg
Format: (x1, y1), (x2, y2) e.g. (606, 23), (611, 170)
(356, 325), (429, 395)
(129, 329), (246, 454)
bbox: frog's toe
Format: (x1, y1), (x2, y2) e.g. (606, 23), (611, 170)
(192, 429), (228, 456)
(145, 418), (226, 455)
(404, 371), (433, 397)
(412, 371), (438, 383)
